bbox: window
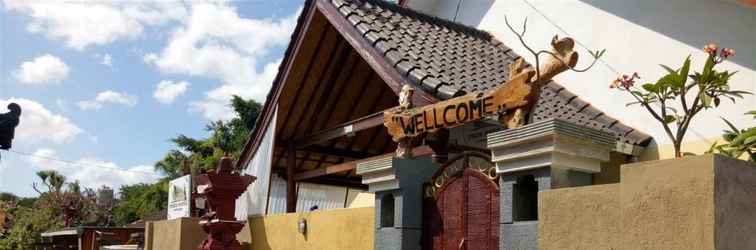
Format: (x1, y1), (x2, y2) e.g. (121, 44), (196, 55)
(380, 193), (395, 227)
(513, 175), (538, 221)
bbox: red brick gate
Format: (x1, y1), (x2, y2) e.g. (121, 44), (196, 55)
(424, 152), (499, 250)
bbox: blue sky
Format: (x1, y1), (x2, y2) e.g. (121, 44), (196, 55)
(0, 0), (303, 197)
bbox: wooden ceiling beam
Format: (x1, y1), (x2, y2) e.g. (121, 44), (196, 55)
(294, 146), (433, 181)
(301, 175), (367, 189)
(271, 26), (333, 170)
(295, 40), (353, 168)
(271, 154), (342, 165)
(311, 71), (377, 170)
(275, 145), (370, 160)
(292, 110), (385, 149)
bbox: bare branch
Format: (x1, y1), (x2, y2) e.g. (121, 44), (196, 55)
(504, 16), (541, 80)
(504, 16), (603, 82)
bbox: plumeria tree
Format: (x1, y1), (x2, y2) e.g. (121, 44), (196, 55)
(612, 43), (750, 158)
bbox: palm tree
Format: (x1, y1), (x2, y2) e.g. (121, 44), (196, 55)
(33, 170), (66, 194)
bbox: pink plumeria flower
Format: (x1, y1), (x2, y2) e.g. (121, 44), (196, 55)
(703, 43), (718, 56)
(611, 72), (640, 89)
(720, 48), (735, 58)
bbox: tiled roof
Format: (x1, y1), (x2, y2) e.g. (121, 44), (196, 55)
(328, 0), (652, 146)
(331, 0), (517, 99)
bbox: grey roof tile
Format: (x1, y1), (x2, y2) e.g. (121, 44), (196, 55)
(327, 0), (651, 146)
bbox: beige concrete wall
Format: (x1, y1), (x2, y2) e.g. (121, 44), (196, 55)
(238, 207), (374, 250)
(639, 137), (740, 161)
(620, 155), (717, 249)
(539, 184), (620, 250)
(539, 155), (756, 250)
(146, 208), (374, 250)
(592, 152), (626, 184)
(713, 155), (756, 249)
(345, 189), (374, 208)
(145, 217), (206, 250)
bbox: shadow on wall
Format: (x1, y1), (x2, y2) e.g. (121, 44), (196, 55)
(579, 0), (756, 70)
(452, 0), (495, 27)
(407, 0), (495, 27)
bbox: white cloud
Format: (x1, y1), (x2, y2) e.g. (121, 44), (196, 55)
(153, 80), (189, 104)
(0, 98), (83, 144)
(3, 0), (187, 50)
(76, 101), (103, 111)
(29, 148), (160, 190)
(143, 53), (158, 63)
(190, 61), (279, 120)
(13, 54), (70, 84)
(99, 54), (113, 67)
(77, 90), (138, 110)
(145, 2), (297, 120)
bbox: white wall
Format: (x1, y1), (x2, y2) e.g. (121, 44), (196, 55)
(267, 174), (374, 214)
(408, 0), (755, 147)
(235, 109), (277, 219)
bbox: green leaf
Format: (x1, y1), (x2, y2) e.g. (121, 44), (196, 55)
(657, 74), (677, 89)
(746, 110), (756, 119)
(700, 92), (713, 108)
(744, 136), (756, 146)
(642, 84), (657, 92)
(664, 115), (677, 124)
(678, 56), (691, 87)
(659, 64), (677, 74)
(731, 128), (756, 146)
(720, 117), (739, 132)
(665, 106), (678, 114)
(702, 54), (716, 80)
(625, 101), (642, 107)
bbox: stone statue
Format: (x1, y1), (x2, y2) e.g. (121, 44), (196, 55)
(395, 84), (416, 158)
(398, 84), (414, 111)
(0, 103), (21, 150)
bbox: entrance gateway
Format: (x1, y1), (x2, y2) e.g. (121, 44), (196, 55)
(423, 152), (499, 250)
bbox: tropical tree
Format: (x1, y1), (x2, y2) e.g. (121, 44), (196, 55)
(612, 44), (749, 158)
(113, 181), (169, 226)
(154, 95), (262, 177)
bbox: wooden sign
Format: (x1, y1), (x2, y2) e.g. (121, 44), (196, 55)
(384, 72), (533, 141)
(384, 36), (579, 143)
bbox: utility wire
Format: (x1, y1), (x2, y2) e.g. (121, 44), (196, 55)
(4, 149), (162, 177)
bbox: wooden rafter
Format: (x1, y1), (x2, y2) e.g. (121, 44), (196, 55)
(295, 40), (353, 168)
(312, 71), (379, 169)
(292, 111), (384, 149)
(315, 0), (438, 106)
(293, 146), (433, 181)
(273, 30), (341, 169)
(308, 56), (366, 169)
